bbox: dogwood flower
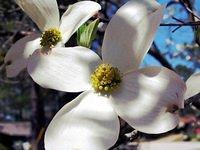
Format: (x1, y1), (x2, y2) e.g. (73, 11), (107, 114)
(4, 0), (101, 78)
(42, 0), (200, 149)
(184, 72), (200, 100)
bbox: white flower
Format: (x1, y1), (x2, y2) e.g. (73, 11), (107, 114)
(42, 0), (200, 149)
(184, 72), (200, 100)
(4, 0), (101, 78)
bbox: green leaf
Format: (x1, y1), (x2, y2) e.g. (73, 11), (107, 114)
(77, 24), (87, 46)
(196, 27), (200, 45)
(77, 19), (99, 48)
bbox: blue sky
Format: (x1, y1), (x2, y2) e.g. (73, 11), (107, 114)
(143, 0), (198, 70)
(93, 0), (199, 73)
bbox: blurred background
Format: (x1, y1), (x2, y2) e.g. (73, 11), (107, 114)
(0, 0), (200, 149)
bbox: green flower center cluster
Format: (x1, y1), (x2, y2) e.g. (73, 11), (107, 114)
(40, 28), (62, 48)
(91, 63), (122, 93)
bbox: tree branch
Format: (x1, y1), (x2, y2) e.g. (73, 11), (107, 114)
(148, 43), (174, 70)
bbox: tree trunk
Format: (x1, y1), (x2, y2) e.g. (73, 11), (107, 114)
(31, 83), (45, 150)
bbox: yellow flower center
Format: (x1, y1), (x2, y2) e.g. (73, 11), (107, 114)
(90, 63), (122, 93)
(40, 28), (62, 49)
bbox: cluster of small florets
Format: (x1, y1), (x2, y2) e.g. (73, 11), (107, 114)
(91, 63), (122, 93)
(40, 28), (62, 48)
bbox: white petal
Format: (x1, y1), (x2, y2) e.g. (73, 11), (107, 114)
(102, 0), (164, 73)
(59, 1), (101, 44)
(27, 46), (101, 92)
(110, 67), (186, 134)
(184, 73), (200, 100)
(4, 34), (40, 78)
(16, 0), (59, 31)
(45, 91), (120, 150)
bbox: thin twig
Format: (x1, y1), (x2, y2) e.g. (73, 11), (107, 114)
(160, 21), (200, 26)
(180, 0), (200, 21)
(171, 16), (185, 32)
(0, 78), (19, 84)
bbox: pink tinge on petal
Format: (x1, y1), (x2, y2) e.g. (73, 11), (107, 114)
(4, 34), (40, 77)
(184, 73), (200, 100)
(110, 66), (186, 134)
